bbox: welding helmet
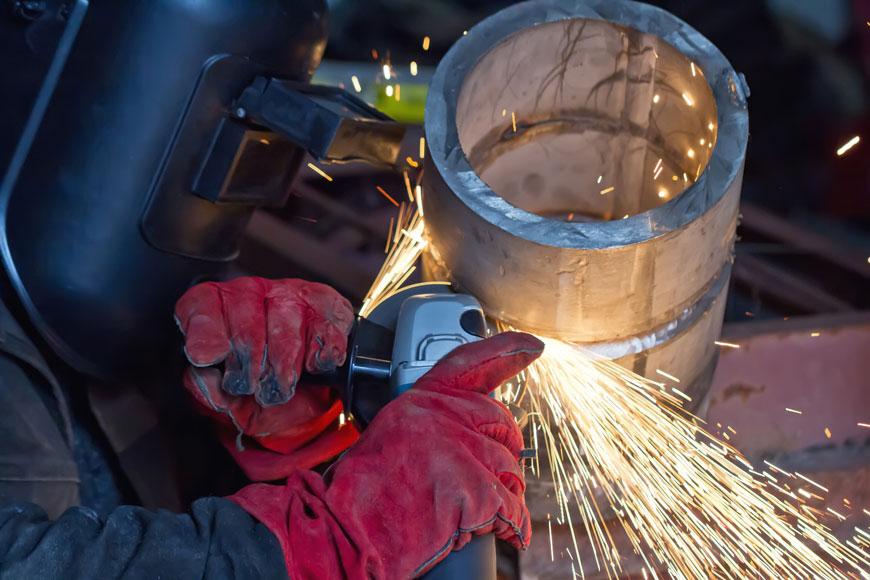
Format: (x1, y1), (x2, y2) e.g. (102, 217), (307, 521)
(0, 0), (403, 378)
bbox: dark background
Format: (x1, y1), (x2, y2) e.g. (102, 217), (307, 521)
(251, 0), (870, 323)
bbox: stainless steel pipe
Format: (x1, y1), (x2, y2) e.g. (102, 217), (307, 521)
(422, 0), (749, 407)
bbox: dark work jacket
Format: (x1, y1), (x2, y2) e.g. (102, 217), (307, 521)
(0, 298), (289, 579)
(0, 498), (290, 579)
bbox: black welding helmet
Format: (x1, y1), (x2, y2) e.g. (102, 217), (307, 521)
(0, 0), (404, 378)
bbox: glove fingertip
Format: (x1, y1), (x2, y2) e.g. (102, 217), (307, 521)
(255, 372), (297, 407)
(419, 332), (544, 394)
(179, 312), (232, 366)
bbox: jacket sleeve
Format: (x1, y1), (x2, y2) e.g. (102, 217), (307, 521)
(0, 498), (290, 580)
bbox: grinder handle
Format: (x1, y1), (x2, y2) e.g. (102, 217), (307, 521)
(420, 534), (496, 580)
(392, 294), (497, 580)
(323, 294), (499, 580)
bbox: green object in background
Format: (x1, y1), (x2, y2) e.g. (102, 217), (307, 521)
(376, 83), (428, 125)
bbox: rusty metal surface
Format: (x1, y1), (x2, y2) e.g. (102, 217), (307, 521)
(707, 312), (870, 463)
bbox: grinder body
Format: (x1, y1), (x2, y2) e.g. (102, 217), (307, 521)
(331, 284), (497, 580)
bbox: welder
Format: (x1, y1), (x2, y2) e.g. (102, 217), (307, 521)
(0, 276), (539, 578)
(0, 0), (538, 577)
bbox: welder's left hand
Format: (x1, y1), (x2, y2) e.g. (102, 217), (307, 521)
(175, 277), (359, 480)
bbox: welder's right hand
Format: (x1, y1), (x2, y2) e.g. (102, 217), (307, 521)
(174, 277), (359, 480)
(229, 331), (543, 579)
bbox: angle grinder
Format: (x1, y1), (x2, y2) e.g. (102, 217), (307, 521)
(315, 282), (521, 580)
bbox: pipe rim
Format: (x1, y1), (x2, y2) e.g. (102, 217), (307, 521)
(425, 0), (749, 250)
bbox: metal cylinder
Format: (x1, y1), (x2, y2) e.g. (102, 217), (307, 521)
(422, 0), (749, 407)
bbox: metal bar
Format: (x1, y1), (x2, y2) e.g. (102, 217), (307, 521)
(732, 254), (854, 313)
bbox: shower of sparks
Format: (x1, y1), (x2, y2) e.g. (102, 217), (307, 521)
(383, 64), (392, 80)
(410, 61), (418, 76)
(715, 340), (740, 349)
(523, 339), (870, 580)
(362, 202), (870, 580)
(360, 201), (427, 318)
(786, 408), (803, 414)
(385, 85), (394, 97)
(306, 162), (333, 182)
(406, 157), (419, 168)
(512, 111), (517, 132)
(691, 62), (697, 77)
(351, 75), (362, 92)
(422, 36), (430, 50)
(419, 137), (426, 159)
(600, 186), (615, 195)
(837, 136), (860, 156)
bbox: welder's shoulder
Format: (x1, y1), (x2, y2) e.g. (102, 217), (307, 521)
(0, 499), (289, 580)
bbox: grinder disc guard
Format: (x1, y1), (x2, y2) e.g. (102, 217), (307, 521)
(339, 282), (454, 429)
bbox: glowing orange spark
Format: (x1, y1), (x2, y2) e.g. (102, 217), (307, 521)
(376, 186), (399, 206)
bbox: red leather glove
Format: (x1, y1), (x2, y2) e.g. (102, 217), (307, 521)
(174, 277), (359, 480)
(230, 331), (543, 579)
